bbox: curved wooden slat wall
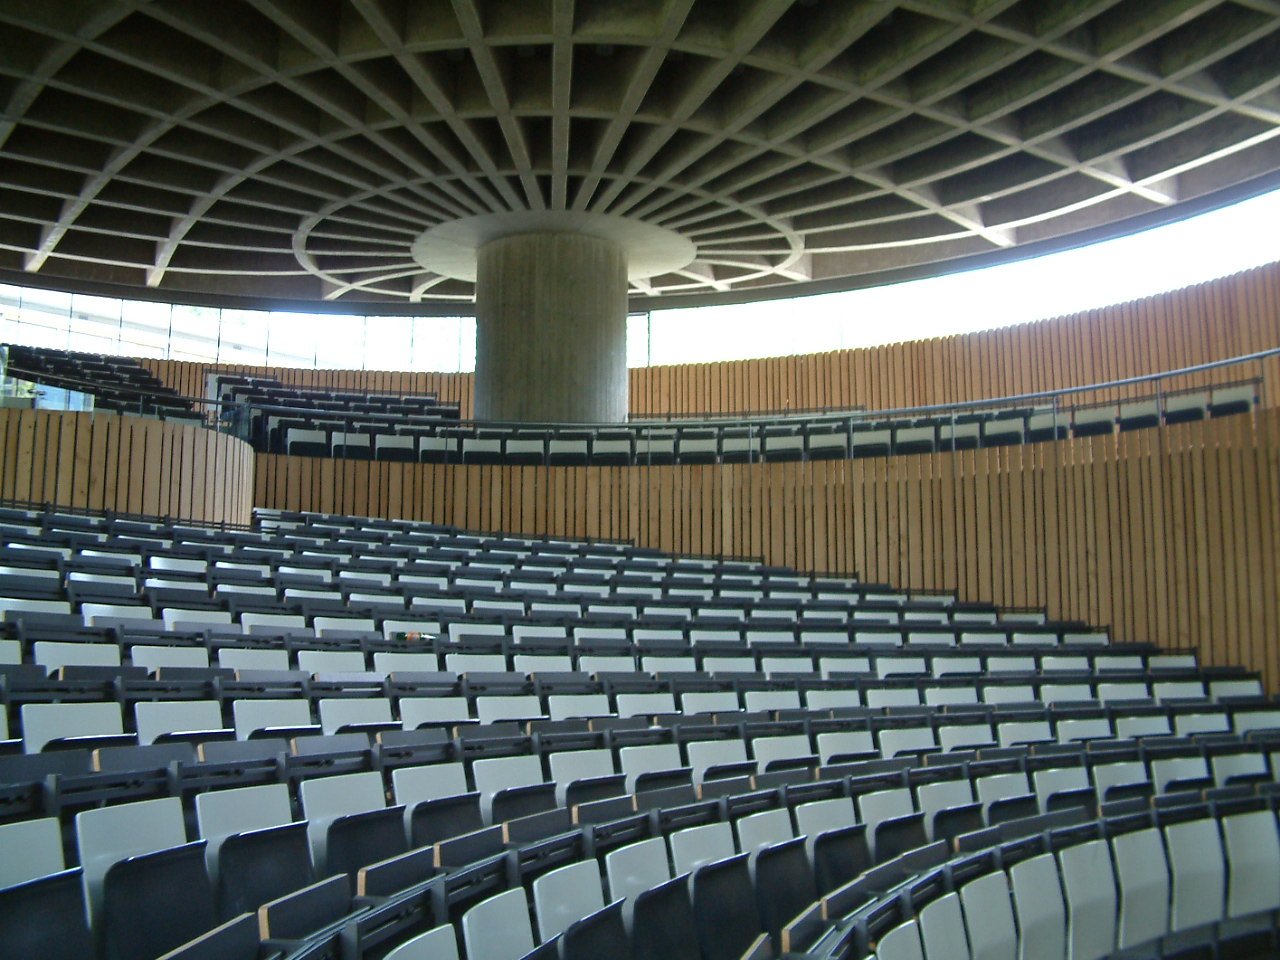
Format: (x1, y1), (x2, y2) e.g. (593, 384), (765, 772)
(0, 410), (255, 526)
(255, 410), (1280, 691)
(142, 260), (1280, 418)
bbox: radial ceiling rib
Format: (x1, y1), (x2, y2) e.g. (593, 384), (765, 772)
(0, 0), (1275, 307)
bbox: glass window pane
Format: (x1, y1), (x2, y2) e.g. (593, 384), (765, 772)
(218, 309), (270, 365)
(312, 314), (365, 369)
(365, 316), (413, 371)
(264, 312), (317, 368)
(168, 304), (221, 362)
(120, 299), (172, 359)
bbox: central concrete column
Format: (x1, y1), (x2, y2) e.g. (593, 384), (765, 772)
(474, 231), (628, 423)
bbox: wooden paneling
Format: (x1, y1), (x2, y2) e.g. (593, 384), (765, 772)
(256, 410), (1280, 690)
(627, 261), (1280, 416)
(0, 410), (255, 525)
(142, 260), (1280, 418)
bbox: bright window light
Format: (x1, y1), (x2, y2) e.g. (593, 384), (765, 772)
(633, 187), (1280, 366)
(1, 188), (1278, 372)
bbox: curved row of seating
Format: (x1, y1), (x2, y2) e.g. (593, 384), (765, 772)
(262, 379), (1258, 466)
(3, 711), (1277, 960)
(2, 344), (197, 419)
(1, 503), (1277, 960)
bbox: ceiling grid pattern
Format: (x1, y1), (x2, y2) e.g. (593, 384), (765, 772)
(0, 0), (1277, 309)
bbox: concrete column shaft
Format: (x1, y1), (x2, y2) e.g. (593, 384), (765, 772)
(474, 232), (628, 423)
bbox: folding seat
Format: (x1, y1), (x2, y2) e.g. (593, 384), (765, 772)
(230, 698), (315, 740)
(932, 657), (986, 681)
(641, 655), (697, 674)
(762, 426), (805, 462)
(312, 616), (377, 638)
(680, 738), (750, 784)
(634, 433), (677, 464)
(669, 821), (735, 876)
(976, 772), (1031, 813)
(317, 697), (394, 734)
(997, 719), (1053, 747)
(878, 726), (937, 758)
(870, 918), (923, 960)
(806, 427), (849, 460)
(1210, 677), (1264, 699)
(1115, 713), (1171, 738)
(1057, 839), (1117, 960)
(703, 656), (757, 675)
(392, 763), (483, 847)
(381, 924), (461, 960)
(793, 798), (855, 849)
(134, 699), (226, 745)
(33, 639), (121, 671)
(1, 596), (73, 618)
(444, 652), (507, 673)
(546, 748), (622, 805)
(0, 816), (65, 887)
(547, 693), (611, 721)
(160, 608), (231, 632)
(856, 788), (916, 859)
(751, 733), (816, 773)
(285, 427), (328, 456)
(81, 601), (154, 626)
(216, 647), (290, 671)
(299, 770), (405, 881)
(194, 781), (312, 919)
(924, 686), (980, 706)
(74, 796), (192, 923)
(619, 742), (688, 792)
(800, 688), (859, 713)
(757, 660), (808, 680)
(1220, 809), (1280, 918)
(743, 689), (802, 712)
(1153, 680), (1207, 701)
(1039, 683), (1093, 704)
(472, 753), (555, 823)
(983, 684), (1036, 705)
(720, 430), (762, 463)
(373, 433), (417, 462)
(130, 644), (211, 670)
(616, 691), (677, 718)
(1094, 682), (1149, 702)
(691, 854), (764, 960)
(915, 890), (970, 960)
(255, 872), (366, 952)
(476, 695), (545, 724)
(1009, 852), (1066, 960)
(855, 628), (903, 648)
(816, 729), (876, 764)
(399, 696), (471, 729)
(1173, 711), (1230, 735)
(373, 652), (442, 674)
(1165, 817), (1226, 932)
(866, 687), (923, 708)
(461, 887), (537, 960)
(513, 654), (574, 673)
(1150, 755), (1208, 792)
(1116, 396), (1160, 431)
(734, 807), (795, 860)
(532, 859), (606, 943)
(241, 612), (307, 634)
(1032, 766), (1091, 813)
(0, 868), (95, 960)
(959, 870), (1018, 960)
(681, 690), (742, 715)
(1056, 717), (1112, 744)
(21, 700), (126, 752)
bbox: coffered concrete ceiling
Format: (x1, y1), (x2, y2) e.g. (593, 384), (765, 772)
(1, 0), (1278, 312)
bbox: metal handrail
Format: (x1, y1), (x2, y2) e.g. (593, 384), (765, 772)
(2, 344), (1275, 436)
